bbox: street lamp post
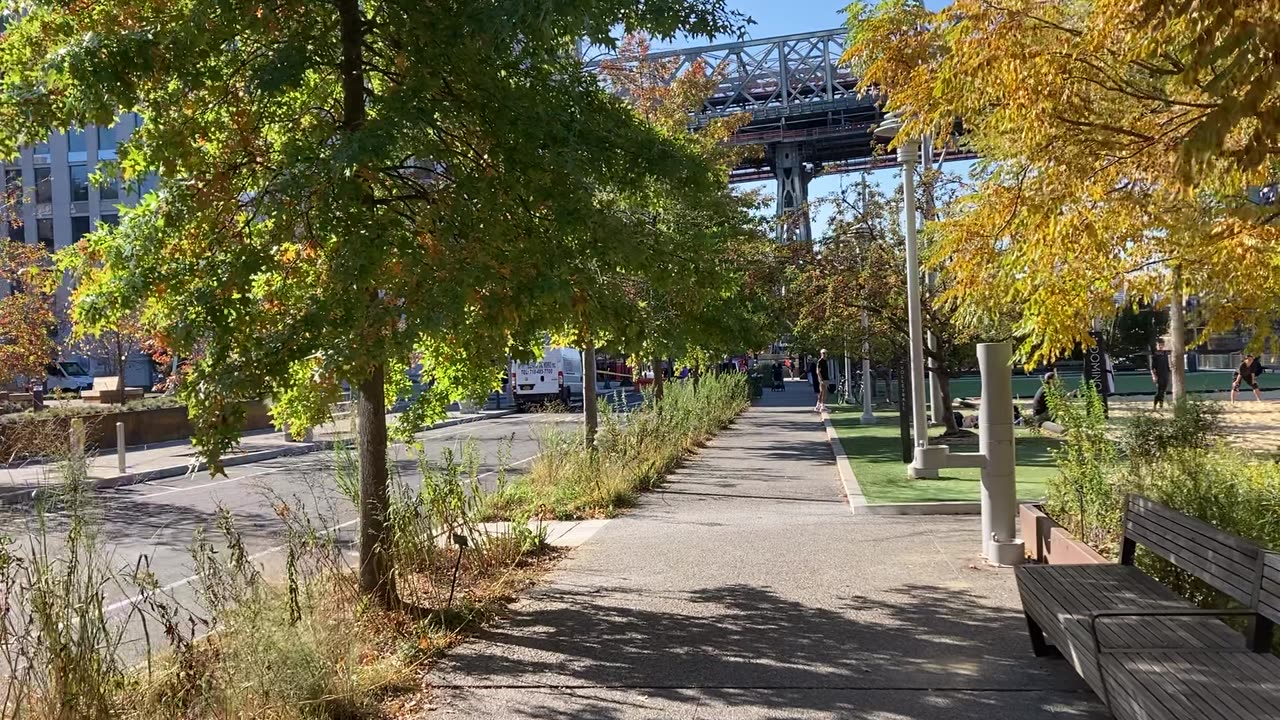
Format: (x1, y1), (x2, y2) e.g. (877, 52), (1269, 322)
(861, 309), (876, 424)
(875, 112), (932, 478)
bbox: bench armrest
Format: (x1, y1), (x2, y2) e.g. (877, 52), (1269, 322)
(1087, 608), (1256, 710)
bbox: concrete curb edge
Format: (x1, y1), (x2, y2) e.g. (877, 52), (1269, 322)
(821, 413), (868, 516)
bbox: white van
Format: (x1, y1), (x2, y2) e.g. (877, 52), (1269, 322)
(45, 361), (94, 393)
(510, 347), (584, 410)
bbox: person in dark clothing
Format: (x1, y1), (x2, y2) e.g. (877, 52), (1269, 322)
(1249, 355), (1265, 379)
(1233, 354), (1263, 403)
(1029, 371), (1056, 426)
(1150, 339), (1172, 409)
(814, 349), (830, 412)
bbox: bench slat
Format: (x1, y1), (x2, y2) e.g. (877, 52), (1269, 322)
(1126, 510), (1259, 579)
(1125, 515), (1258, 605)
(1128, 495), (1264, 556)
(1104, 651), (1280, 720)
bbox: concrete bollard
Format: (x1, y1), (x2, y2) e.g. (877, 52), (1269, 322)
(977, 342), (1024, 566)
(116, 422), (126, 473)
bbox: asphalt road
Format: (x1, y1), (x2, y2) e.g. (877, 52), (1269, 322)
(0, 409), (603, 663)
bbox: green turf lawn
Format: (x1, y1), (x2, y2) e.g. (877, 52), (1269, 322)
(828, 409), (1060, 504)
(948, 370), (1280, 400)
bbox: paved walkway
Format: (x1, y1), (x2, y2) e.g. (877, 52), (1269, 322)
(425, 386), (1108, 719)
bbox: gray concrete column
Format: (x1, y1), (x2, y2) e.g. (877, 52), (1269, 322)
(774, 143), (811, 244)
(977, 342), (1022, 565)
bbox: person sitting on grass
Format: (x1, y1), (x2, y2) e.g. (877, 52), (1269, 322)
(1028, 371), (1057, 427)
(1233, 354), (1264, 403)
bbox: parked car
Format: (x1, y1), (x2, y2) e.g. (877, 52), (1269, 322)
(510, 347), (583, 410)
(45, 361), (93, 393)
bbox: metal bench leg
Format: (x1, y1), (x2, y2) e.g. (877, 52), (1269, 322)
(1026, 613), (1061, 658)
(1248, 615), (1275, 653)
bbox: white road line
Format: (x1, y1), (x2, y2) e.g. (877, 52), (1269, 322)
(135, 467), (279, 499)
(104, 517), (361, 614)
(104, 453), (543, 615)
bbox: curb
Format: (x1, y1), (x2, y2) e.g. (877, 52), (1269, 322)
(0, 409), (518, 506)
(822, 413), (866, 516)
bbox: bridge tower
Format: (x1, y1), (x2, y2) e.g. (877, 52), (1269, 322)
(773, 143), (814, 244)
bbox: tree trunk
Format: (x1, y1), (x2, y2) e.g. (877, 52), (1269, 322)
(937, 373), (958, 434)
(583, 338), (597, 449)
(356, 366), (396, 608)
(114, 331), (126, 405)
(651, 356), (664, 402)
(1170, 264), (1186, 402)
(338, 0), (396, 609)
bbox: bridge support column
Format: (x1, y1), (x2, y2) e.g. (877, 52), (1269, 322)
(774, 143), (812, 244)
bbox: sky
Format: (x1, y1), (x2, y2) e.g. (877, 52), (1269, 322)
(654, 0), (959, 239)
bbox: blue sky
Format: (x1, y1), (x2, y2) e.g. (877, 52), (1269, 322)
(655, 0), (958, 238)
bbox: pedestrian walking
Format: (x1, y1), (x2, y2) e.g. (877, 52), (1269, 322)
(1150, 339), (1172, 409)
(1233, 354), (1264, 403)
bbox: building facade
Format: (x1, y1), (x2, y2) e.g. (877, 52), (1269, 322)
(3, 112), (158, 387)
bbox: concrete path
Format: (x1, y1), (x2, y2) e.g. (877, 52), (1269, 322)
(425, 384), (1108, 719)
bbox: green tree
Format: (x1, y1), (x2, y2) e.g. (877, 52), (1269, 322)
(0, 0), (748, 608)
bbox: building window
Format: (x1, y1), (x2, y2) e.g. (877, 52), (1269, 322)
(97, 123), (117, 151)
(7, 220), (22, 244)
(33, 140), (49, 156)
(68, 129), (86, 154)
(98, 214), (118, 229)
(71, 215), (91, 244)
(34, 167), (52, 204)
(70, 165), (89, 203)
(5, 168), (22, 207)
(98, 171), (120, 201)
(36, 218), (53, 253)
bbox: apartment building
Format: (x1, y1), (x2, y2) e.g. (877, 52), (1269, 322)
(3, 113), (158, 386)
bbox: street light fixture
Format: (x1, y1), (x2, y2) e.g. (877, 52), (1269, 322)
(874, 111), (934, 478)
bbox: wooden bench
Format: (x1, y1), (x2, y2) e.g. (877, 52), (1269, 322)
(1017, 494), (1280, 719)
(81, 376), (144, 404)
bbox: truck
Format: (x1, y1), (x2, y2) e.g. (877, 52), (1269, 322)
(45, 361), (94, 393)
(510, 347), (584, 411)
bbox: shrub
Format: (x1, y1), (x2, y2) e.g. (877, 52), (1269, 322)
(1044, 380), (1123, 553)
(487, 372), (750, 519)
(1122, 398), (1225, 467)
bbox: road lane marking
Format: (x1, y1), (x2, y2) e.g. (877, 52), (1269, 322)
(135, 467), (281, 499)
(105, 453), (542, 615)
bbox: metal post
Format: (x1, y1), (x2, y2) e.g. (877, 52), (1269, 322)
(898, 140), (930, 472)
(861, 309), (876, 424)
(921, 134), (943, 425)
(116, 421), (125, 472)
(978, 342), (1022, 566)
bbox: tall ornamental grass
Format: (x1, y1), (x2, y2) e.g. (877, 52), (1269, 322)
(487, 372), (750, 519)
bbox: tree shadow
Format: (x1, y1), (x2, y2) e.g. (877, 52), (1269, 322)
(434, 581), (1106, 719)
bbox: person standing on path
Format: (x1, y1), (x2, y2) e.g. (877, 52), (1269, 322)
(1233, 354), (1264, 403)
(1150, 339), (1172, 409)
(814, 349), (830, 412)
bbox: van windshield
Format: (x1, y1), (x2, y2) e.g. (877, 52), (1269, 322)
(59, 361), (88, 376)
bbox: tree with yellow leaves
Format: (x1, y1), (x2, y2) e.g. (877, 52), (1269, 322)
(844, 0), (1280, 401)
